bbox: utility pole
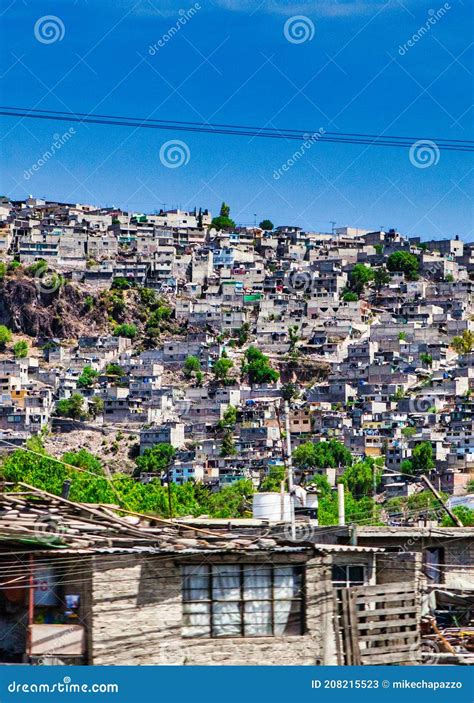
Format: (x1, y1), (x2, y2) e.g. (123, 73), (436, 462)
(373, 462), (377, 522)
(338, 483), (345, 526)
(284, 400), (296, 539)
(421, 474), (463, 527)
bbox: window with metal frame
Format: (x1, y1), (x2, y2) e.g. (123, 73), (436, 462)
(331, 564), (366, 588)
(182, 564), (304, 638)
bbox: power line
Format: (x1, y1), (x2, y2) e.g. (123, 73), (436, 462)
(1, 106), (473, 152)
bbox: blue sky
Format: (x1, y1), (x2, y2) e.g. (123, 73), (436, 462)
(0, 0), (472, 238)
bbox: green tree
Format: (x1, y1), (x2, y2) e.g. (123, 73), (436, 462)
(220, 430), (237, 456)
(411, 441), (435, 474)
(89, 396), (104, 418)
(387, 251), (419, 279)
(374, 267), (391, 290)
(288, 325), (300, 351)
(106, 363), (124, 377)
(184, 355), (201, 378)
(13, 340), (29, 358)
(401, 426), (417, 438)
(259, 219), (274, 231)
(77, 365), (99, 388)
(0, 325), (12, 348)
(135, 443), (176, 476)
(441, 506), (474, 527)
(342, 291), (358, 302)
(114, 323), (137, 339)
(451, 330), (474, 355)
(56, 394), (87, 420)
(112, 276), (133, 290)
(306, 472), (333, 498)
(341, 458), (381, 499)
(206, 480), (253, 518)
(293, 439), (352, 471)
(211, 203), (235, 231)
(217, 405), (237, 430)
(237, 322), (251, 347)
(281, 382), (300, 402)
(349, 263), (374, 294)
(420, 352), (433, 367)
(260, 465), (285, 492)
(62, 449), (103, 474)
(401, 459), (414, 475)
(214, 356), (234, 382)
(146, 303), (172, 332)
(243, 346), (279, 384)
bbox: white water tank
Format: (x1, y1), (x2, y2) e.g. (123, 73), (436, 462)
(306, 493), (319, 509)
(252, 492), (292, 521)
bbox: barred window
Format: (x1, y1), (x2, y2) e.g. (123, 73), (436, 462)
(182, 564), (304, 638)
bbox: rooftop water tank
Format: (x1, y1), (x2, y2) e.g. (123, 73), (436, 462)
(252, 492), (291, 521)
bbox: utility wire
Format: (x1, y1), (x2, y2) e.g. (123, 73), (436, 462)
(1, 106), (473, 152)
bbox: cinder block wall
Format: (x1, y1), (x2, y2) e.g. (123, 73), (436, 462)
(90, 552), (337, 665)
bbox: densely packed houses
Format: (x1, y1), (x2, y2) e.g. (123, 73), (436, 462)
(0, 195), (473, 512)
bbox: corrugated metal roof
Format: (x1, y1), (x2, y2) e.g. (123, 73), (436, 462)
(314, 544), (385, 553)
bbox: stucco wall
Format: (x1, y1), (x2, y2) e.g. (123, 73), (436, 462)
(90, 552), (337, 666)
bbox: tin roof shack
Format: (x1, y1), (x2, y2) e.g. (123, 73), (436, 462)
(0, 490), (424, 667)
(0, 487), (336, 666)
